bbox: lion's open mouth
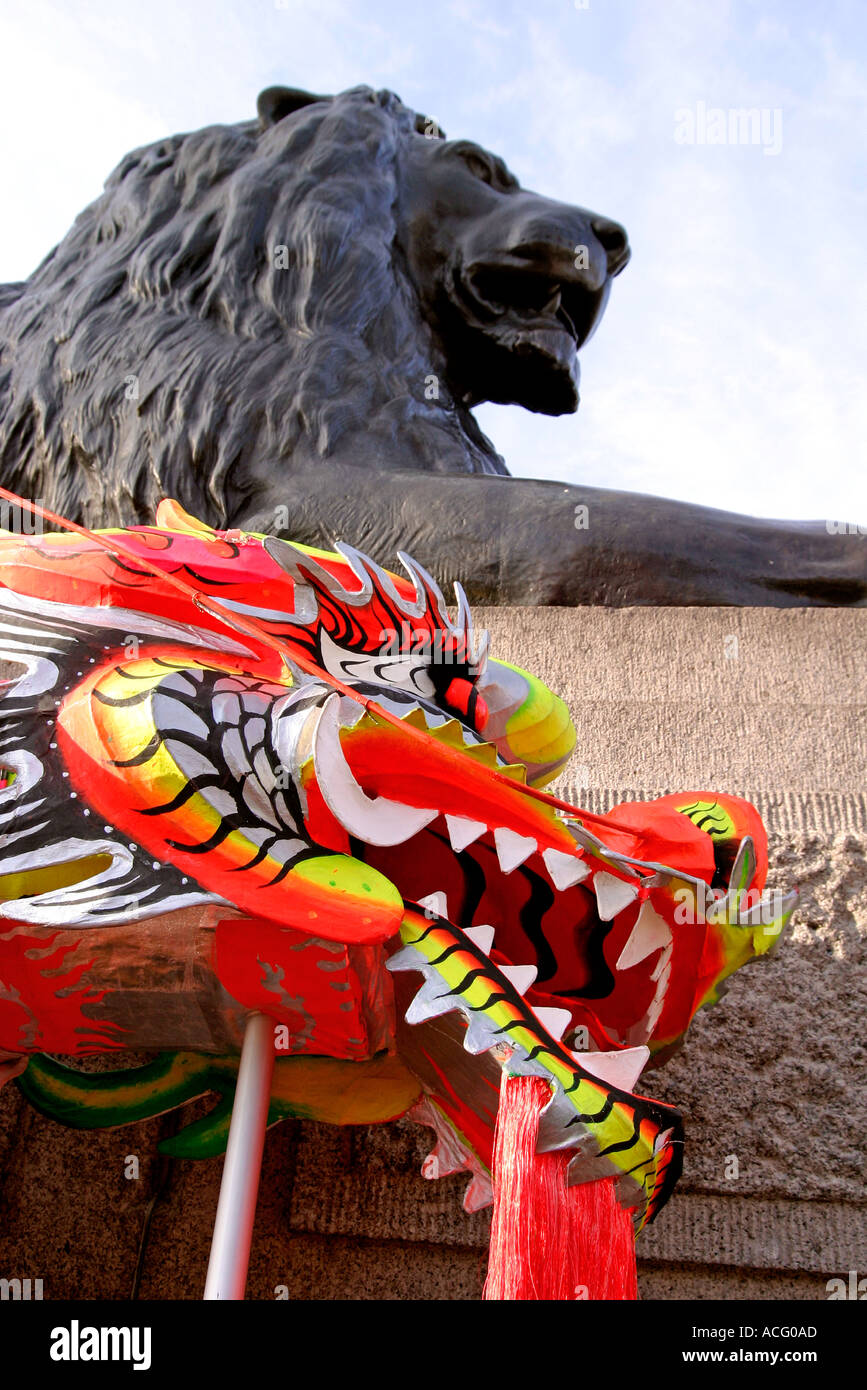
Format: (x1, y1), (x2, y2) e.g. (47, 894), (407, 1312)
(463, 265), (599, 351)
(447, 259), (611, 413)
(458, 254), (610, 350)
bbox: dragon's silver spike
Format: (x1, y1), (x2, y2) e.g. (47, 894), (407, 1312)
(337, 543), (428, 620)
(262, 536), (361, 615)
(395, 550), (452, 626)
(454, 581), (489, 674)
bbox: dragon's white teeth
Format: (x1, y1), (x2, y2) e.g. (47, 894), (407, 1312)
(313, 693), (438, 846)
(576, 1045), (650, 1093)
(632, 943), (674, 1039)
(644, 997), (665, 1034)
(533, 1005), (573, 1041)
(417, 890), (449, 920)
(616, 900), (673, 970)
(499, 963), (538, 995)
(445, 814), (487, 853)
(626, 976), (671, 1046)
(463, 924), (495, 955)
(542, 846), (591, 891)
(650, 943), (673, 983)
(593, 870), (640, 922)
(493, 827), (536, 874)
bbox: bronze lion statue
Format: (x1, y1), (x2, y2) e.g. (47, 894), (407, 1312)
(0, 83), (863, 606)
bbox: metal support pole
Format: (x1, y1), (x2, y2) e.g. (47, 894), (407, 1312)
(203, 1011), (275, 1300)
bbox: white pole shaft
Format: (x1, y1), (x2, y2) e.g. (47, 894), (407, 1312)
(203, 1011), (275, 1300)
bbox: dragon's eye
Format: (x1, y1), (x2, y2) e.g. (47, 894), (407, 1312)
(442, 676), (488, 733)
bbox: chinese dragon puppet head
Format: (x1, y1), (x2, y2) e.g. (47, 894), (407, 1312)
(0, 494), (795, 1298)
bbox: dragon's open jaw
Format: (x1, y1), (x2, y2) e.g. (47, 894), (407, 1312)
(369, 821), (653, 1046)
(287, 686), (795, 1230)
(292, 697), (671, 1225)
(377, 833), (684, 1232)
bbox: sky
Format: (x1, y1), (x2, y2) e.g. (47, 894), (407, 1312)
(1, 0), (865, 525)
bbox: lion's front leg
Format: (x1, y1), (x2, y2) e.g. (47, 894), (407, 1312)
(236, 464), (867, 608)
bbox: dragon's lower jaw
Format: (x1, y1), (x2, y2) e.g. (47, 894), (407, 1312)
(386, 903), (683, 1233)
(342, 800), (791, 1232)
(348, 792), (692, 1231)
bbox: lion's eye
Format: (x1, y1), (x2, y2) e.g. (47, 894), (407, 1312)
(460, 149), (494, 185)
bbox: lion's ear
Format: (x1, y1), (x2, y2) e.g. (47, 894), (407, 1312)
(257, 86), (327, 129)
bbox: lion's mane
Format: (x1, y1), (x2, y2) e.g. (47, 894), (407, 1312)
(0, 86), (505, 530)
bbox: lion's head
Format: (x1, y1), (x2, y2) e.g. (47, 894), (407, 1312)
(388, 103), (629, 417)
(0, 84), (628, 530)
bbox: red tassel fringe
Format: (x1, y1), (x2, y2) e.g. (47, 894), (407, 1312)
(483, 1074), (638, 1301)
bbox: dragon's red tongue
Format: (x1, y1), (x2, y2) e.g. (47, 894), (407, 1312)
(485, 1075), (638, 1301)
